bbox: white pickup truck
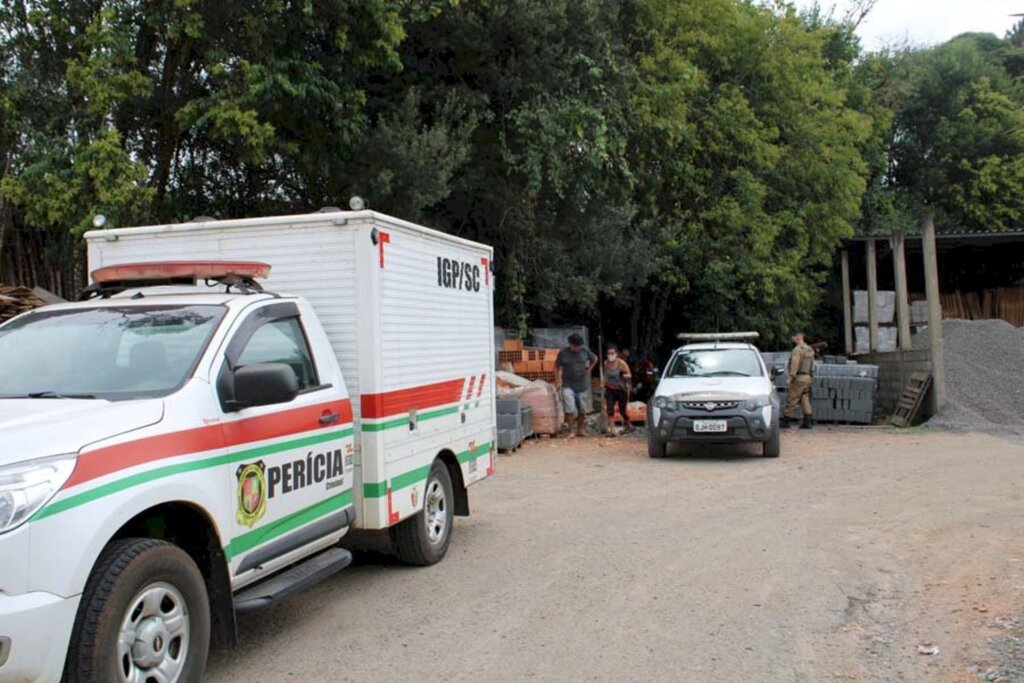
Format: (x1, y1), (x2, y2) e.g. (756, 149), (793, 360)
(0, 211), (496, 682)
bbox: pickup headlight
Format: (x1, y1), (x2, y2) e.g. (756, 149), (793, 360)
(0, 455), (76, 534)
(654, 396), (675, 410)
(744, 396), (771, 411)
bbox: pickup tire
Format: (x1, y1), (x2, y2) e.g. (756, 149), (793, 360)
(63, 538), (210, 683)
(648, 428), (667, 459)
(391, 460), (454, 566)
(763, 425), (781, 458)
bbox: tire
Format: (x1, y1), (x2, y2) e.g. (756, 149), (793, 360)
(63, 538), (210, 683)
(648, 428), (667, 458)
(391, 460), (454, 566)
(763, 426), (781, 458)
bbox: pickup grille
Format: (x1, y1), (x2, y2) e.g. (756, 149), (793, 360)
(681, 400), (740, 412)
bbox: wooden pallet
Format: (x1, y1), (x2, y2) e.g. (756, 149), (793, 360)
(890, 372), (932, 428)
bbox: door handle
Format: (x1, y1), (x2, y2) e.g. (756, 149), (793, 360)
(319, 412), (340, 425)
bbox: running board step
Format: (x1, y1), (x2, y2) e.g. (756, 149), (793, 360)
(234, 547), (352, 614)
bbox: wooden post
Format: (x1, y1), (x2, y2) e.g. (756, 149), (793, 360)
(891, 231), (912, 350)
(866, 238), (879, 352)
(841, 248), (853, 356)
(922, 214), (947, 411)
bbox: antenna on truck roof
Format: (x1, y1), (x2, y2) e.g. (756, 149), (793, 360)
(80, 261), (272, 300)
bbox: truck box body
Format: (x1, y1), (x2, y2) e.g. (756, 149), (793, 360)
(86, 210), (496, 530)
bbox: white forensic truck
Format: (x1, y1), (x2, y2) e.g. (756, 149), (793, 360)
(0, 210), (496, 682)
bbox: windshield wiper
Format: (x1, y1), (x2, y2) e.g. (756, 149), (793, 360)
(701, 371), (752, 377)
(25, 390), (99, 399)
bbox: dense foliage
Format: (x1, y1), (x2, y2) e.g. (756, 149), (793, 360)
(1, 1), (1022, 351)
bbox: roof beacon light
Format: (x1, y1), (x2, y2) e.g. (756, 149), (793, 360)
(677, 331), (760, 342)
(92, 261), (271, 284)
(83, 261), (272, 300)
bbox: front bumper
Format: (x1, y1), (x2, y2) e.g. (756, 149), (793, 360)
(651, 405), (776, 444)
(0, 590), (79, 682)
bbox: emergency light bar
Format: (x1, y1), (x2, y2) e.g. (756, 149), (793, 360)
(677, 331), (760, 341)
(82, 261), (272, 300)
(92, 261), (271, 283)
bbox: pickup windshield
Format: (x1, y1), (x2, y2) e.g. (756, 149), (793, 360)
(0, 305), (226, 400)
(666, 348), (764, 378)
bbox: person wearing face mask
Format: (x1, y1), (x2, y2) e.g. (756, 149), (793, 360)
(603, 344), (634, 434)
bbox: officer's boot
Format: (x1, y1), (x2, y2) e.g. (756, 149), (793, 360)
(801, 414), (813, 430)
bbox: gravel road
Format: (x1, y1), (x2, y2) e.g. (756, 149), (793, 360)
(205, 428), (1024, 682)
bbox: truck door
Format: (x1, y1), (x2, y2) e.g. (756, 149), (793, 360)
(214, 301), (355, 580)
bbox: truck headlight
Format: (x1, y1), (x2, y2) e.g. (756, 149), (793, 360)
(654, 396), (674, 410)
(0, 455), (76, 534)
(744, 396), (771, 411)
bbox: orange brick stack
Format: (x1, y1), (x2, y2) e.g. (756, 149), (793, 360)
(502, 340), (560, 383)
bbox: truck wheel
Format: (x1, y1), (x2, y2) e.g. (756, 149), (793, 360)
(63, 538), (210, 683)
(648, 429), (667, 458)
(391, 460), (454, 566)
(763, 426), (781, 458)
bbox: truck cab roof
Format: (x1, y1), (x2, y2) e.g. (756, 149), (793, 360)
(34, 287), (285, 314)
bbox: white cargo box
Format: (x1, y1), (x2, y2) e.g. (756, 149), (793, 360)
(86, 210), (496, 529)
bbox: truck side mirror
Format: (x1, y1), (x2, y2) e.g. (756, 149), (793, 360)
(770, 366), (785, 378)
(231, 363), (298, 410)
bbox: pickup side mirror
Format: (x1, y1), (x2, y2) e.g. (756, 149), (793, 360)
(231, 363), (298, 410)
(770, 366), (785, 378)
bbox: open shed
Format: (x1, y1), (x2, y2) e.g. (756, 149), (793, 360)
(838, 221), (1024, 417)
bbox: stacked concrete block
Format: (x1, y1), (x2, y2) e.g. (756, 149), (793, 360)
(853, 290), (896, 324)
(762, 354), (878, 424)
(910, 300), (929, 325)
(854, 325), (897, 353)
(496, 398), (526, 451)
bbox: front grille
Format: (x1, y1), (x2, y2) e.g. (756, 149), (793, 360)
(681, 400), (740, 412)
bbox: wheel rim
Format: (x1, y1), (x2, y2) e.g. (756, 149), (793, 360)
(117, 581), (190, 683)
(425, 478), (448, 545)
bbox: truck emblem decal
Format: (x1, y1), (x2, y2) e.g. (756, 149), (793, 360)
(236, 461), (268, 527)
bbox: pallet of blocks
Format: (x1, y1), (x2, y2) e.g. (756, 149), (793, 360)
(763, 353), (878, 424)
(496, 371), (564, 438)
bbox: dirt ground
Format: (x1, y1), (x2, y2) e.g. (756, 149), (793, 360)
(205, 427), (1024, 682)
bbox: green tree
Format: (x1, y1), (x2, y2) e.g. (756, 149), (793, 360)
(856, 31), (1024, 236)
(625, 0), (871, 346)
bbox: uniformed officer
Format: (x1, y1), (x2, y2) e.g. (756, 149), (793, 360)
(783, 330), (815, 429)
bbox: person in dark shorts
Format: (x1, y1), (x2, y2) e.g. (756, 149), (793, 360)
(603, 344), (634, 434)
(555, 333), (597, 437)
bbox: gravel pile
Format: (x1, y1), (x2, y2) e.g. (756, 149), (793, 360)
(915, 319), (1024, 436)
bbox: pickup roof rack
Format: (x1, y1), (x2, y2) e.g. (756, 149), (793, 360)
(80, 261), (272, 300)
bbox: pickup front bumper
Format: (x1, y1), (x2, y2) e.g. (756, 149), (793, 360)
(650, 402), (777, 445)
(0, 590), (79, 682)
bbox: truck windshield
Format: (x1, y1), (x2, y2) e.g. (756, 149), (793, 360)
(0, 305), (226, 400)
(666, 349), (764, 378)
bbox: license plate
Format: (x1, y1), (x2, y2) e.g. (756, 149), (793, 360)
(693, 420), (728, 433)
